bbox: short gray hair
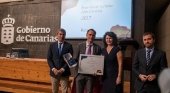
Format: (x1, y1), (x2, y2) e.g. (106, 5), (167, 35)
(57, 28), (66, 35)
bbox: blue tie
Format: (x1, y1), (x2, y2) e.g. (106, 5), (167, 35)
(146, 49), (151, 65)
(59, 43), (62, 55)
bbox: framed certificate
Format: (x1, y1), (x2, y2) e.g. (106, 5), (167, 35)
(78, 54), (104, 75)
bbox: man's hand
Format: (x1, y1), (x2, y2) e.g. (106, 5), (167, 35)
(52, 68), (65, 76)
(52, 68), (60, 76)
(59, 68), (65, 74)
(147, 74), (156, 81)
(139, 74), (148, 82)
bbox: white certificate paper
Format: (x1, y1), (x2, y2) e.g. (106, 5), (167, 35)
(78, 54), (104, 75)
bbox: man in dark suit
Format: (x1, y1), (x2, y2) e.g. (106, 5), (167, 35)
(132, 32), (167, 93)
(47, 28), (73, 93)
(75, 29), (102, 93)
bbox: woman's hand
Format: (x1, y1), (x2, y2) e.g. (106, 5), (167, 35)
(116, 76), (121, 85)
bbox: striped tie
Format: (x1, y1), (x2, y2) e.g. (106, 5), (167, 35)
(146, 49), (151, 65)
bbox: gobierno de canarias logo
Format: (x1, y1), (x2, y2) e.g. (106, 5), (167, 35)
(1, 14), (15, 44)
(1, 14), (56, 45)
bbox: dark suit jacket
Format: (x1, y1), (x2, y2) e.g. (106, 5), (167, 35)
(75, 42), (102, 61)
(75, 42), (102, 75)
(47, 41), (73, 77)
(71, 42), (102, 93)
(132, 48), (167, 91)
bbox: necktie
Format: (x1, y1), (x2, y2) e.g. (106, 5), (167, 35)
(87, 45), (92, 55)
(146, 49), (151, 65)
(59, 43), (62, 55)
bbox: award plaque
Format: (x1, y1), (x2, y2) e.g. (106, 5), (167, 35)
(78, 54), (104, 75)
(63, 53), (77, 68)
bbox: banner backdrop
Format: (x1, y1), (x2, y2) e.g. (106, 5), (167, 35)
(0, 1), (60, 58)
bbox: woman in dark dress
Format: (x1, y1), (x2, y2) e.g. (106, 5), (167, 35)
(102, 32), (123, 93)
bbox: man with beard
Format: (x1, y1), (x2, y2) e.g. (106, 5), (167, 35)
(132, 32), (167, 93)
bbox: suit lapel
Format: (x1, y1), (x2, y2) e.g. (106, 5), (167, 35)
(93, 44), (96, 54)
(141, 49), (147, 66)
(81, 42), (86, 54)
